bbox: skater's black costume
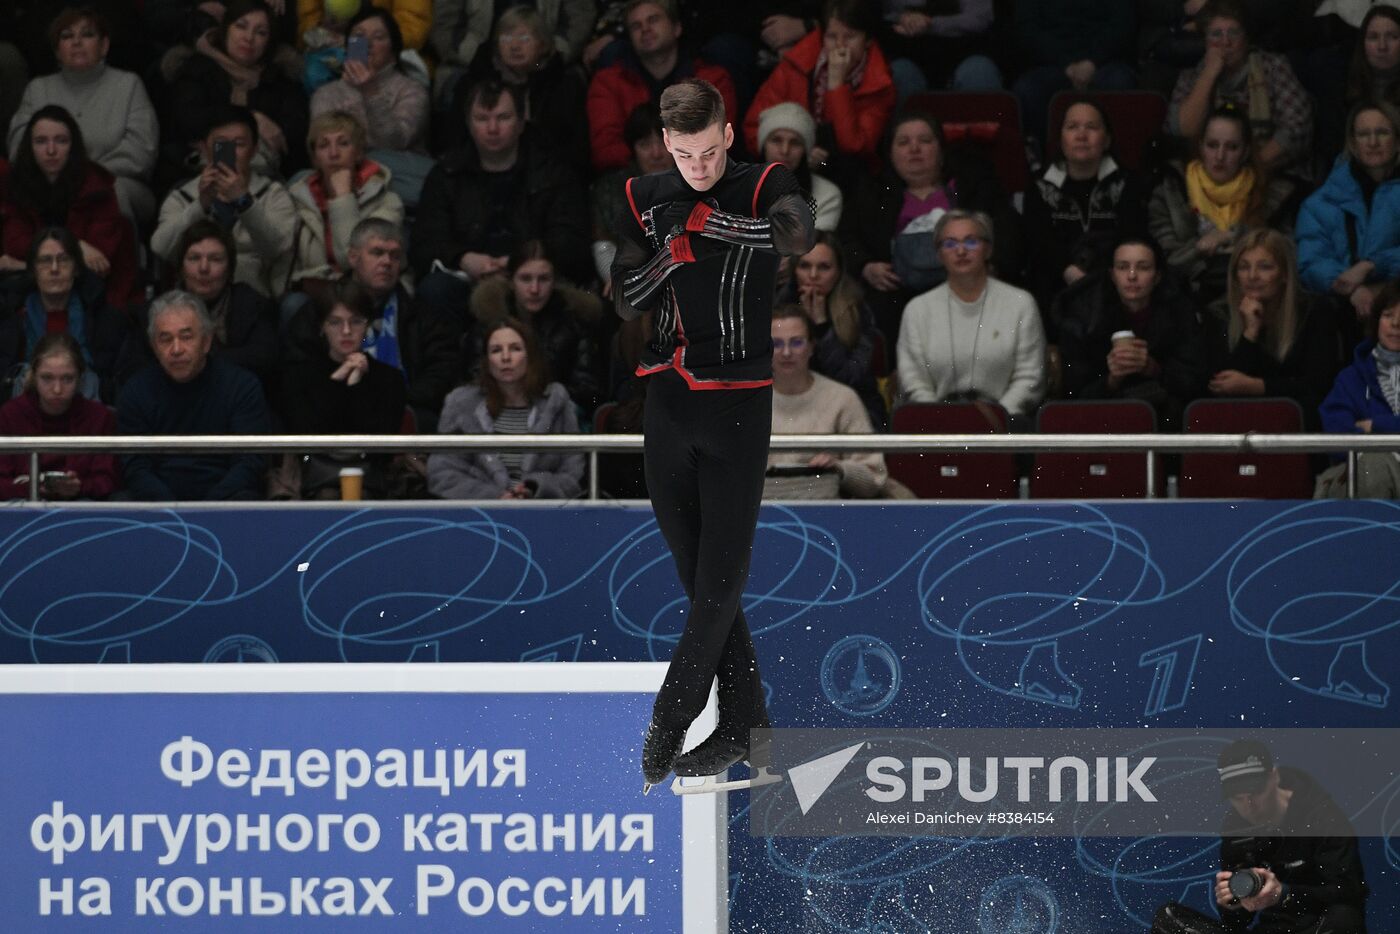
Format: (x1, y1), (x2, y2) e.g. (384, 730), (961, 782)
(612, 157), (815, 785)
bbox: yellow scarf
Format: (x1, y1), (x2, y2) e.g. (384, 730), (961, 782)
(1186, 161), (1255, 232)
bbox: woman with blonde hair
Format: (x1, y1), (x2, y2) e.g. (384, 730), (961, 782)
(289, 110), (404, 284)
(1206, 229), (1340, 428)
(787, 230), (885, 428)
(1149, 106), (1296, 303)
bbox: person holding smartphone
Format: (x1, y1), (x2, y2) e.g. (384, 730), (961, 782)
(0, 333), (119, 500)
(151, 104), (298, 299)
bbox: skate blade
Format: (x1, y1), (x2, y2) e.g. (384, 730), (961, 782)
(670, 766), (781, 795)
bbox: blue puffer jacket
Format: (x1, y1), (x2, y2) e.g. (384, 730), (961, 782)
(1296, 158), (1400, 294)
(1320, 341), (1400, 458)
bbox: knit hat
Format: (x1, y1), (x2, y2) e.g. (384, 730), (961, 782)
(1217, 740), (1273, 799)
(757, 102), (816, 154)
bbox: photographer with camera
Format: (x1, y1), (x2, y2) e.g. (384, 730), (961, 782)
(1151, 739), (1368, 933)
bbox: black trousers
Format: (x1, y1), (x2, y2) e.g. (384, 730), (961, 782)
(643, 368), (772, 733)
(1152, 901), (1366, 934)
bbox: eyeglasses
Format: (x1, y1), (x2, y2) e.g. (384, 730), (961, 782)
(939, 236), (984, 252)
(772, 337), (808, 352)
(326, 315), (369, 331)
(1354, 127), (1395, 141)
(35, 254), (74, 270)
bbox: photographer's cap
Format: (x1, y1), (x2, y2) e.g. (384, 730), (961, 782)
(1217, 740), (1273, 799)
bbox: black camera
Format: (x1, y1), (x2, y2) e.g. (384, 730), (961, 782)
(1227, 869), (1264, 901)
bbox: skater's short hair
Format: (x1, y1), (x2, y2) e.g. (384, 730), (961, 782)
(660, 79), (726, 135)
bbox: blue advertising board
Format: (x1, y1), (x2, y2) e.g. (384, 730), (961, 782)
(0, 500), (1395, 932)
(0, 664), (724, 931)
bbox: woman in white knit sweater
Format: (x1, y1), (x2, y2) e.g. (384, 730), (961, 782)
(896, 209), (1046, 424)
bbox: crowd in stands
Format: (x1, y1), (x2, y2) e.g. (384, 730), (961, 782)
(2, 0), (1400, 501)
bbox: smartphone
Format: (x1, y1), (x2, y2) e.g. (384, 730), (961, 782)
(212, 139), (237, 170)
(347, 34), (369, 65)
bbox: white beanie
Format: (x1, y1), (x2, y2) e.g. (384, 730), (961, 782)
(757, 102), (816, 154)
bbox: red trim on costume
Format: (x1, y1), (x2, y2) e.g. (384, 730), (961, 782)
(751, 162), (780, 217)
(685, 202), (714, 231)
(625, 177), (643, 229)
(669, 235), (696, 263)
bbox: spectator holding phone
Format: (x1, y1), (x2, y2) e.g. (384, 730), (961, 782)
(151, 105), (297, 298)
(0, 332), (119, 500)
(310, 7), (431, 207)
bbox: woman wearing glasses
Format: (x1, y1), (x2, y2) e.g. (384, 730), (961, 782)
(1296, 100), (1400, 333)
(896, 210), (1045, 426)
(442, 5), (589, 174)
(1166, 0), (1312, 175)
(0, 227), (132, 403)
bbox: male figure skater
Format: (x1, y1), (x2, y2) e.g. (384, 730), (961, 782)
(611, 78), (815, 792)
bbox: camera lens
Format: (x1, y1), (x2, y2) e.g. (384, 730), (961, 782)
(1228, 870), (1261, 900)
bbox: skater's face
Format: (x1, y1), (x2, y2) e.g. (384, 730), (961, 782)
(1366, 14), (1400, 72)
(512, 258), (555, 314)
(1199, 116), (1247, 185)
(663, 121), (733, 191)
(180, 237), (231, 302)
(795, 242), (839, 297)
(771, 315), (812, 376)
(1378, 304), (1400, 352)
(487, 326), (528, 387)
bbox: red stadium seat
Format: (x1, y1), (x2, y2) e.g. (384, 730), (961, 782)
(1178, 398), (1313, 499)
(887, 401), (1019, 499)
(1045, 90), (1169, 172)
(1031, 399), (1159, 499)
(902, 91), (1029, 196)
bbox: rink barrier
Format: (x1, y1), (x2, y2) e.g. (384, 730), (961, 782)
(0, 432), (1385, 501)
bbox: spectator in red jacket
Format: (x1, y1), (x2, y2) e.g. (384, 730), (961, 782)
(0, 332), (119, 500)
(1, 105), (142, 311)
(586, 0), (738, 173)
(743, 0), (896, 179)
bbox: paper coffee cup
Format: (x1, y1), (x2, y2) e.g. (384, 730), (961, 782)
(339, 467), (365, 501)
(1111, 330), (1136, 346)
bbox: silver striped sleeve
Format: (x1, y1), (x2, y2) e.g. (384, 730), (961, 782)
(695, 193), (817, 257)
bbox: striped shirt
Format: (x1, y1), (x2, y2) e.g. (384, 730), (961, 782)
(494, 406), (531, 481)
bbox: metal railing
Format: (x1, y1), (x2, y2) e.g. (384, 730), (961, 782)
(1, 432), (1389, 501)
